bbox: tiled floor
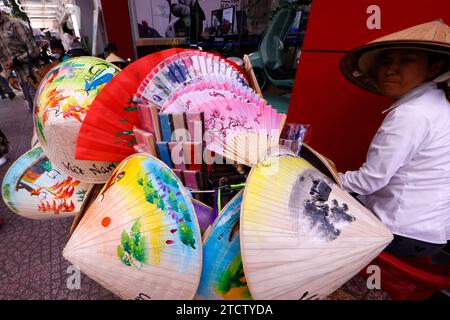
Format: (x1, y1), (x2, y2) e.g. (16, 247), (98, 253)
(0, 90), (391, 300)
(0, 91), (118, 300)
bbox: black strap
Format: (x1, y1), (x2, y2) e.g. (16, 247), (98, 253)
(26, 51), (38, 84)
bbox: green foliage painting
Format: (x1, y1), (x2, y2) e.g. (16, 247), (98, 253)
(216, 255), (251, 299)
(2, 183), (18, 212)
(137, 164), (196, 250)
(117, 219), (148, 269)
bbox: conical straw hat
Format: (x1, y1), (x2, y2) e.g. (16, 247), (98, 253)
(34, 56), (120, 183)
(240, 155), (393, 300)
(196, 190), (252, 300)
(341, 19), (450, 95)
(1, 146), (94, 220)
(63, 153), (203, 300)
(105, 53), (126, 64)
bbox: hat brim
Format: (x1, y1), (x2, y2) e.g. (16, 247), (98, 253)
(340, 41), (450, 95)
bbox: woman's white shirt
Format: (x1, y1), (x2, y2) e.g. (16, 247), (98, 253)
(62, 32), (80, 51)
(339, 82), (450, 244)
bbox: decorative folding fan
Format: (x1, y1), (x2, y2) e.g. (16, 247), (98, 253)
(196, 190), (252, 300)
(136, 50), (249, 108)
(240, 155), (393, 300)
(63, 154), (203, 300)
(168, 97), (286, 166)
(1, 146), (93, 220)
(76, 48), (186, 162)
(160, 77), (265, 114)
(34, 56), (120, 183)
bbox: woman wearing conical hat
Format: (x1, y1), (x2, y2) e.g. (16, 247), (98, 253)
(339, 19), (450, 260)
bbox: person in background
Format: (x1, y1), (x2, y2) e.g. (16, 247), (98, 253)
(0, 64), (15, 99)
(61, 21), (79, 51)
(49, 38), (70, 62)
(103, 43), (128, 68)
(169, 0), (205, 42)
(105, 52), (127, 69)
(103, 43), (118, 59)
(61, 22), (87, 57)
(0, 128), (9, 167)
(0, 9), (40, 112)
(138, 20), (162, 38)
(339, 20), (450, 262)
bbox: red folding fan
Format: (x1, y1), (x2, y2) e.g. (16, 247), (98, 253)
(76, 49), (248, 163)
(75, 48), (185, 163)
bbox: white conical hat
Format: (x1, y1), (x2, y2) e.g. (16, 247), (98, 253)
(1, 146), (94, 220)
(63, 153), (203, 299)
(240, 155), (393, 300)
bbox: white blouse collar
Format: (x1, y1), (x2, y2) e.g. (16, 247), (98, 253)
(382, 82), (437, 114)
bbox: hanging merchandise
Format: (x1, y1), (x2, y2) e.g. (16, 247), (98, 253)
(63, 153), (203, 300)
(1, 146), (94, 220)
(240, 155), (393, 299)
(160, 78), (265, 114)
(182, 97), (285, 166)
(76, 49), (186, 163)
(136, 50), (249, 108)
(34, 57), (120, 183)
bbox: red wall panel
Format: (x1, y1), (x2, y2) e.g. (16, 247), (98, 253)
(101, 0), (135, 60)
(303, 0), (450, 51)
(288, 0), (450, 172)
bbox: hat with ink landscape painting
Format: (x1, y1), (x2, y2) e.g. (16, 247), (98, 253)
(340, 19), (450, 95)
(239, 154), (393, 299)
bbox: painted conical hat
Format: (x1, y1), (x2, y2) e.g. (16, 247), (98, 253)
(196, 190), (252, 300)
(299, 143), (341, 187)
(240, 155), (393, 300)
(341, 19), (450, 94)
(1, 146), (94, 219)
(63, 153), (203, 300)
(34, 56), (120, 183)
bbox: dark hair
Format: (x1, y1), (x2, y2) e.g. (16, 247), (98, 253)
(104, 43), (117, 54)
(50, 38), (65, 51)
(426, 52), (450, 99)
(427, 52), (449, 74)
(62, 22), (73, 35)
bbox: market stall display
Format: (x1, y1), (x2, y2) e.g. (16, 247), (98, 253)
(34, 57), (120, 183)
(64, 153), (203, 299)
(240, 155), (393, 299)
(1, 146), (93, 220)
(196, 190), (251, 300)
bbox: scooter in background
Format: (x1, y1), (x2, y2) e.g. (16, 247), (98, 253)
(248, 1), (302, 92)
